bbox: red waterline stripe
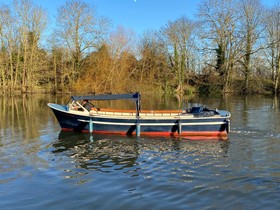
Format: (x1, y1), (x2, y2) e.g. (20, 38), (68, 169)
(61, 128), (227, 138)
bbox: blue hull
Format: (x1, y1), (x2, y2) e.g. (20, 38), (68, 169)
(49, 103), (230, 138)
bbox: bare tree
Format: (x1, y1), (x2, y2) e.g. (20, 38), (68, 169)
(138, 30), (168, 91)
(55, 0), (110, 88)
(0, 0), (47, 93)
(238, 0), (265, 94)
(0, 3), (20, 91)
(197, 0), (239, 93)
(159, 16), (196, 92)
(106, 26), (137, 92)
(264, 3), (280, 95)
(0, 4), (9, 91)
(13, 0), (47, 92)
(47, 33), (73, 94)
(75, 26), (137, 93)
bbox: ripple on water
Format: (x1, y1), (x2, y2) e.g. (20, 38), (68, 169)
(1, 126), (280, 210)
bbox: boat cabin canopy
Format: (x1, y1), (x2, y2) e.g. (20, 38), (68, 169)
(70, 92), (141, 116)
(71, 92), (140, 102)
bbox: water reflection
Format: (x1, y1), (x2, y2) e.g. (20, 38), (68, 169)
(53, 132), (140, 171)
(2, 94), (280, 209)
(52, 131), (230, 173)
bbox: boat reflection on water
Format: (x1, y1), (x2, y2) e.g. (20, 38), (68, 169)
(52, 131), (230, 172)
(53, 131), (140, 171)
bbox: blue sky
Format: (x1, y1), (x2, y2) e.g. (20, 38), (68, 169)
(2, 0), (278, 35)
(92, 0), (199, 34)
(36, 0), (200, 34)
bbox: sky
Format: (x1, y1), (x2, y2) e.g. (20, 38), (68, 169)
(93, 0), (199, 34)
(38, 0), (200, 35)
(2, 0), (278, 35)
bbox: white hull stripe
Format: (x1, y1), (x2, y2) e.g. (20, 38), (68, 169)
(78, 119), (226, 126)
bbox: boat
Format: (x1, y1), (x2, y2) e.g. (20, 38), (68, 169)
(47, 92), (231, 138)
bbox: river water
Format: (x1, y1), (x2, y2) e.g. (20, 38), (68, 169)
(0, 94), (279, 210)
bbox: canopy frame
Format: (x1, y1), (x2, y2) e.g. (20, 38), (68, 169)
(68, 92), (141, 117)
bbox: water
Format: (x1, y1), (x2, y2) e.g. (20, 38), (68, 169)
(0, 94), (280, 210)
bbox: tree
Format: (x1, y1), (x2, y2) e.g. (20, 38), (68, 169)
(0, 0), (47, 93)
(0, 4), (9, 91)
(74, 44), (112, 93)
(138, 30), (168, 91)
(106, 26), (137, 92)
(13, 0), (47, 92)
(75, 27), (138, 94)
(55, 0), (110, 88)
(238, 0), (265, 94)
(197, 0), (239, 93)
(159, 16), (196, 92)
(264, 3), (280, 95)
(0, 3), (20, 91)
